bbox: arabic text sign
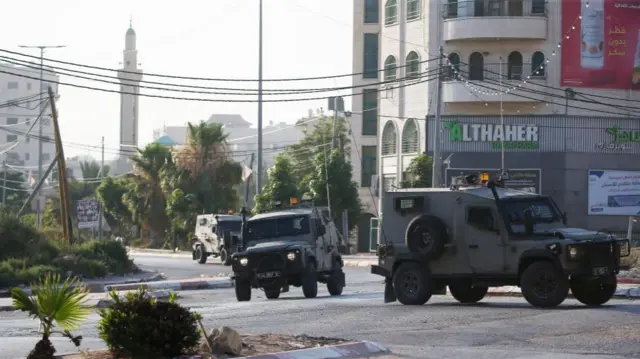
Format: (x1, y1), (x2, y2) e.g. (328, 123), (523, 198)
(445, 168), (541, 194)
(76, 199), (100, 229)
(588, 170), (640, 215)
(561, 0), (640, 90)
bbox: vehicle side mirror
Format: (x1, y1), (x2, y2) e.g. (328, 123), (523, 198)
(562, 212), (568, 225)
(317, 225), (326, 236)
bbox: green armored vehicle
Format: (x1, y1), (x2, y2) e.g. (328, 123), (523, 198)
(371, 172), (631, 308)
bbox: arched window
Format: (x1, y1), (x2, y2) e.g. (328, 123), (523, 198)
(407, 0), (421, 20)
(531, 51), (545, 77)
(381, 121), (397, 156)
(401, 119), (419, 153)
(384, 55), (397, 81)
(447, 53), (460, 80)
(406, 51), (420, 79)
(469, 52), (484, 80)
(385, 0), (398, 25)
(507, 51), (523, 80)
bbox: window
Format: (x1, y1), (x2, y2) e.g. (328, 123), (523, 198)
(507, 51), (523, 80)
(361, 145), (377, 187)
(385, 0), (397, 25)
(531, 0), (545, 14)
(363, 33), (379, 79)
(405, 51), (420, 79)
(42, 153), (51, 161)
(531, 51), (545, 77)
(381, 121), (397, 155)
(447, 53), (460, 79)
(467, 207), (495, 231)
(6, 135), (17, 142)
(445, 0), (458, 18)
(246, 215), (311, 240)
(25, 153), (30, 161)
(508, 0), (524, 16)
(383, 55), (397, 81)
(6, 118), (18, 125)
(362, 89), (378, 136)
(469, 52), (484, 81)
(407, 0), (421, 20)
(364, 0), (379, 23)
(7, 82), (18, 89)
(401, 119), (419, 153)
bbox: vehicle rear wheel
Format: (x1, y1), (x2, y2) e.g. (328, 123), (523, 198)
(520, 261), (569, 308)
(195, 245), (207, 264)
(264, 287), (280, 299)
(220, 248), (231, 265)
(301, 262), (318, 298)
(570, 275), (617, 306)
(326, 269), (345, 296)
(449, 283), (489, 303)
(235, 279), (251, 302)
(392, 262), (432, 305)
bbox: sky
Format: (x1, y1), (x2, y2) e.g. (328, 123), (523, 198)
(0, 0), (353, 160)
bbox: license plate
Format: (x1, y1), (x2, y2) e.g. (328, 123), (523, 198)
(256, 271), (280, 279)
(592, 267), (609, 276)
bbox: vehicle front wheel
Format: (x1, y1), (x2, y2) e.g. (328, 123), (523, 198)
(520, 261), (569, 308)
(449, 282), (488, 303)
(220, 248), (231, 265)
(195, 245), (207, 264)
(235, 279), (251, 301)
(570, 275), (617, 306)
(301, 262), (318, 298)
(264, 287), (280, 299)
(326, 269), (345, 296)
(392, 262), (432, 305)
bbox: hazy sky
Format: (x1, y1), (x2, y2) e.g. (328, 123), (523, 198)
(0, 0), (353, 159)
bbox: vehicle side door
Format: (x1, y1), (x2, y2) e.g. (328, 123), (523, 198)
(464, 206), (506, 273)
(311, 216), (328, 271)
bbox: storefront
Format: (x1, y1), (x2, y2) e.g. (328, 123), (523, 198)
(425, 115), (640, 232)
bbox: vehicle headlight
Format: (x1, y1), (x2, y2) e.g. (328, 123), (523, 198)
(239, 257), (248, 266)
(287, 252), (296, 261)
(568, 246), (579, 259)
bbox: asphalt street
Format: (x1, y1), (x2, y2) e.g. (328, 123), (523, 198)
(1, 255), (638, 358)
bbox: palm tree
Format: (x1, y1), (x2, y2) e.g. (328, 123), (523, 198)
(11, 274), (90, 359)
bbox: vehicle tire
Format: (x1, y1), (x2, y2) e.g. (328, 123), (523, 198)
(448, 283), (489, 303)
(570, 275), (617, 306)
(392, 262), (432, 305)
(405, 215), (447, 260)
(301, 261), (318, 299)
(195, 245), (207, 264)
(235, 279), (251, 302)
(520, 261), (569, 308)
(264, 287), (280, 299)
(220, 248), (231, 266)
(326, 269), (345, 296)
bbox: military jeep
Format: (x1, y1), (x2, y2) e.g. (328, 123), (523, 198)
(371, 173), (631, 308)
(230, 203), (345, 301)
(192, 214), (243, 265)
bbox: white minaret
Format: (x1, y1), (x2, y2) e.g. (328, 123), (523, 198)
(117, 20), (142, 158)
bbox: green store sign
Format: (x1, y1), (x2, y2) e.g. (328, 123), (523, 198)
(606, 125), (640, 142)
(444, 121), (539, 149)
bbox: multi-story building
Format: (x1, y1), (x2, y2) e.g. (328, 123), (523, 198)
(0, 62), (59, 168)
(375, 0), (640, 239)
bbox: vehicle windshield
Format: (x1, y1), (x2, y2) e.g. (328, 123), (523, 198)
(218, 221), (242, 233)
(503, 198), (561, 234)
(246, 215), (311, 240)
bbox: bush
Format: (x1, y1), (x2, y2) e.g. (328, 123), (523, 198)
(0, 212), (46, 262)
(98, 288), (201, 358)
(65, 240), (135, 275)
(0, 259), (59, 288)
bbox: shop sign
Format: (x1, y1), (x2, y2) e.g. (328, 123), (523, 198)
(444, 121), (539, 149)
(595, 125), (639, 151)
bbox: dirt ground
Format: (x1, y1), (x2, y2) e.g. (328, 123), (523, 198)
(60, 333), (348, 358)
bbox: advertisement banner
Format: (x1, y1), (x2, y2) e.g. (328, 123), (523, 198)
(445, 168), (541, 194)
(588, 170), (640, 215)
(561, 0), (640, 89)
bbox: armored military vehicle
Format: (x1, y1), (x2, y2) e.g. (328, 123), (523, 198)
(192, 214), (243, 265)
(371, 172), (631, 308)
(230, 198), (345, 301)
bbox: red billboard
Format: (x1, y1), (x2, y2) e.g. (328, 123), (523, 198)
(561, 0), (640, 89)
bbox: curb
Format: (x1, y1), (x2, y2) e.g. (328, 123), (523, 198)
(105, 277), (234, 293)
(481, 286), (640, 300)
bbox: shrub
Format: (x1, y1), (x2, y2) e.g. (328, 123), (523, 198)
(98, 288), (201, 358)
(0, 212), (46, 262)
(68, 240), (135, 275)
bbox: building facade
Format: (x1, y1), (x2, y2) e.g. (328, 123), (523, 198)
(372, 0), (640, 246)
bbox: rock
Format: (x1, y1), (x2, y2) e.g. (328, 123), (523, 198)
(205, 326), (242, 356)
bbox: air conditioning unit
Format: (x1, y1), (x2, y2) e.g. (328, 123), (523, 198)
(371, 174), (379, 197)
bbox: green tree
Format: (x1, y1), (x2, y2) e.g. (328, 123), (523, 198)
(0, 171), (28, 210)
(307, 149), (361, 234)
(80, 160), (110, 180)
(401, 154), (433, 188)
(253, 155), (299, 213)
(96, 176), (137, 236)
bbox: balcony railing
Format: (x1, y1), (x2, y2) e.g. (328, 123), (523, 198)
(443, 0), (547, 19)
(445, 62), (547, 82)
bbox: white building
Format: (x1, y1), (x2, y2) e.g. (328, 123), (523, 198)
(0, 62), (59, 168)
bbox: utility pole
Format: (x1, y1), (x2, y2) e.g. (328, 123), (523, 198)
(256, 0), (264, 194)
(329, 96), (344, 150)
(99, 136), (104, 240)
(432, 46), (444, 188)
(244, 153), (256, 206)
(2, 161), (6, 205)
(323, 143), (332, 220)
(18, 44), (66, 226)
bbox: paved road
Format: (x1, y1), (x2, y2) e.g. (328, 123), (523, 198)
(1, 278), (638, 359)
